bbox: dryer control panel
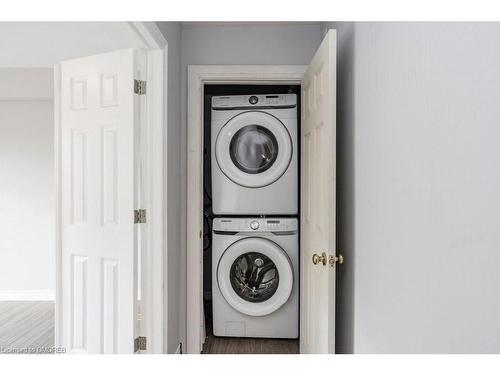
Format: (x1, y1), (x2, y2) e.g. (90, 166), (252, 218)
(213, 217), (298, 232)
(212, 94), (296, 110)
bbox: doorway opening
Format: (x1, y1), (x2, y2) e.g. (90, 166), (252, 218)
(201, 84), (301, 354)
(0, 68), (55, 352)
(0, 22), (165, 354)
(186, 65), (307, 354)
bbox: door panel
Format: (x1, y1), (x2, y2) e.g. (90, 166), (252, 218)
(300, 30), (337, 354)
(59, 49), (144, 353)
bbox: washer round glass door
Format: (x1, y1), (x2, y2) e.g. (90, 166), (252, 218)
(217, 237), (293, 316)
(215, 111), (293, 188)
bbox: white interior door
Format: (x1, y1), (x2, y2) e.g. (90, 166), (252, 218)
(58, 49), (146, 353)
(300, 29), (337, 354)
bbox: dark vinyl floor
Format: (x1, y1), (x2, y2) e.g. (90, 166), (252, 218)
(202, 334), (299, 354)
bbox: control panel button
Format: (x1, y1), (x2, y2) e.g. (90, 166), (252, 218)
(248, 96), (258, 105)
(250, 220), (259, 230)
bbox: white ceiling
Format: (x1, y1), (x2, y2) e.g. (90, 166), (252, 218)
(0, 22), (145, 68)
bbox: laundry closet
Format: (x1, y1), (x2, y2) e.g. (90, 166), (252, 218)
(202, 85), (301, 352)
(177, 23), (338, 354)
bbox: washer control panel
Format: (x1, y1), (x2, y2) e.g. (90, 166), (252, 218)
(212, 94), (296, 109)
(213, 217), (298, 232)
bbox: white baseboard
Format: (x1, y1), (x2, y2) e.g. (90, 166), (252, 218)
(0, 290), (55, 301)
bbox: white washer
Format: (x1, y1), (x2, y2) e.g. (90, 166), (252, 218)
(211, 94), (298, 215)
(212, 217), (299, 338)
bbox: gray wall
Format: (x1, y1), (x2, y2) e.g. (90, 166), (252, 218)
(327, 22), (500, 353)
(157, 22), (323, 352)
(0, 69), (54, 299)
(179, 23), (323, 66)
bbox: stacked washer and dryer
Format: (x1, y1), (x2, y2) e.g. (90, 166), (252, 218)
(211, 93), (299, 339)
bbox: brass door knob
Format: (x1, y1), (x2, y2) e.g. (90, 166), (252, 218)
(312, 252), (327, 266)
(338, 254), (344, 264)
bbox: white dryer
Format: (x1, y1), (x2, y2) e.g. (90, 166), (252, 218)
(211, 94), (298, 215)
(212, 217), (299, 339)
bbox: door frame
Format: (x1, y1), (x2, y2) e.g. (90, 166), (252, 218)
(54, 22), (166, 353)
(186, 65), (307, 353)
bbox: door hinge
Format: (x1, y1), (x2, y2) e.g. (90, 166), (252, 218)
(134, 79), (147, 95)
(134, 209), (146, 224)
(134, 336), (147, 352)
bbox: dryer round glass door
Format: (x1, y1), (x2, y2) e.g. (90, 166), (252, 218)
(229, 125), (278, 174)
(215, 111), (293, 188)
(217, 237), (293, 316)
